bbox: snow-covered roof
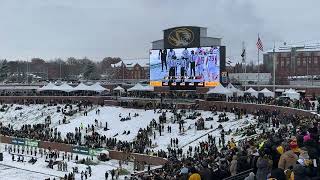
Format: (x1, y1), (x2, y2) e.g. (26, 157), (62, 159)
(244, 87), (258, 97)
(207, 84), (232, 96)
(265, 42), (320, 53)
(112, 59), (149, 68)
(284, 88), (299, 94)
(259, 88), (275, 97)
(226, 83), (244, 96)
(73, 83), (91, 91)
(127, 83), (145, 92)
(113, 86), (125, 92)
(260, 88), (272, 93)
(245, 88), (257, 93)
(127, 83), (153, 92)
(56, 82), (74, 92)
(38, 82), (59, 91)
(283, 88), (300, 100)
(227, 83), (239, 92)
(88, 82), (109, 92)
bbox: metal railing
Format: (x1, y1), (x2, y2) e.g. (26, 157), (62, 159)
(223, 169), (254, 180)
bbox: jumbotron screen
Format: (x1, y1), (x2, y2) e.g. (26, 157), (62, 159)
(150, 46), (221, 87)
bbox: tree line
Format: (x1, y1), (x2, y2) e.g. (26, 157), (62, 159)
(0, 57), (121, 83)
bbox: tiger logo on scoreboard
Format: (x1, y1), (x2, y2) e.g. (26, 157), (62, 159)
(168, 28), (194, 47)
(164, 26), (200, 48)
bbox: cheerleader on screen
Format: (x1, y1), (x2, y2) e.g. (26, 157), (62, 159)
(196, 52), (203, 78)
(205, 54), (218, 81)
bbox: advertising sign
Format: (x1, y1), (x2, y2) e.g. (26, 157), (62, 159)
(72, 146), (89, 155)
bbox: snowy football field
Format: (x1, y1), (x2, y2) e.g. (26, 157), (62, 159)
(0, 104), (258, 179)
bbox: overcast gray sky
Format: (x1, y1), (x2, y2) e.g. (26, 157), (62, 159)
(0, 0), (319, 63)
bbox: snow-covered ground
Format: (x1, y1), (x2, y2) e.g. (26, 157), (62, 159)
(1, 104), (257, 151)
(0, 150), (139, 180)
(0, 104), (259, 179)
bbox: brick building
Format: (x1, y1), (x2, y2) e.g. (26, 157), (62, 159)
(111, 59), (149, 81)
(263, 43), (320, 85)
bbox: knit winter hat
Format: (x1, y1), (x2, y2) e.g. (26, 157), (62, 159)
(303, 134), (311, 142)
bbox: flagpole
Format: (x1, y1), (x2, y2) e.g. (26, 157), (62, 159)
(257, 34), (260, 91)
(242, 41), (247, 91)
(273, 42), (276, 92)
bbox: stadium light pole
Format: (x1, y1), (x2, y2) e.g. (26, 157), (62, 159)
(122, 64), (124, 82)
(59, 61), (62, 80)
(26, 60), (29, 84)
(307, 58), (309, 84)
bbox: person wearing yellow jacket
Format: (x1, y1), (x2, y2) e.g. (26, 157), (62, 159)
(188, 167), (201, 180)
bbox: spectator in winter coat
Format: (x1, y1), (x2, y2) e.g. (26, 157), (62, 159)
(271, 144), (284, 169)
(229, 155), (237, 176)
(278, 141), (299, 170)
(111, 169), (115, 179)
(256, 154), (272, 180)
(268, 168), (286, 180)
(105, 171), (108, 180)
(115, 168), (119, 180)
(199, 161), (213, 180)
(303, 138), (319, 160)
(291, 164), (311, 180)
(237, 151), (250, 173)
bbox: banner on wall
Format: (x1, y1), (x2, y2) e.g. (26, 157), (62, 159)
(72, 146), (105, 155)
(11, 138), (25, 145)
(72, 146), (89, 155)
(11, 138), (39, 147)
(25, 139), (39, 147)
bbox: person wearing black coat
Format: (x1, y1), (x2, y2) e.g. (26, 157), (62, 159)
(111, 169), (115, 180)
(269, 168), (286, 180)
(199, 162), (214, 180)
(105, 171), (109, 180)
(237, 152), (251, 172)
(304, 139), (319, 160)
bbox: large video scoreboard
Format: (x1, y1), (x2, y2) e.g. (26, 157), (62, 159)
(150, 46), (226, 89)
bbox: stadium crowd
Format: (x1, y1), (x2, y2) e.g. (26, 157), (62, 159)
(0, 98), (319, 180)
(130, 105), (320, 180)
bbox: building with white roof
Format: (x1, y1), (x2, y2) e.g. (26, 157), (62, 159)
(263, 41), (320, 85)
(112, 59), (149, 69)
(109, 58), (149, 81)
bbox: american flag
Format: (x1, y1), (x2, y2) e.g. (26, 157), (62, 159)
(241, 48), (246, 62)
(256, 37), (264, 51)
